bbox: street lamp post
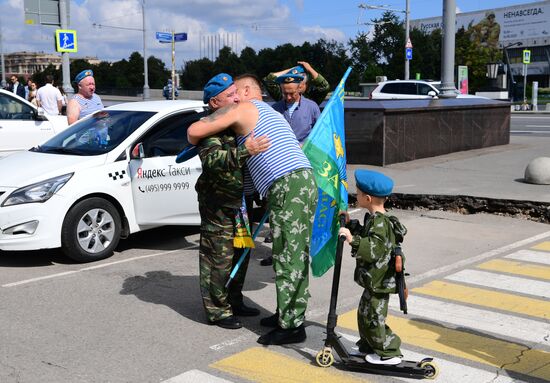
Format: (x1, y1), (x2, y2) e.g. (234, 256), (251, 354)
(142, 0), (150, 100)
(93, 0), (150, 100)
(0, 18), (6, 88)
(502, 41), (522, 101)
(439, 0), (458, 98)
(359, 2), (411, 80)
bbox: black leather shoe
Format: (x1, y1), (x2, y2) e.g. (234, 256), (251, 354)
(259, 313), (279, 327)
(232, 303), (260, 317)
(260, 256), (273, 266)
(210, 316), (242, 330)
(257, 325), (306, 345)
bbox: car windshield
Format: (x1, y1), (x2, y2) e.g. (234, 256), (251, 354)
(34, 110), (155, 156)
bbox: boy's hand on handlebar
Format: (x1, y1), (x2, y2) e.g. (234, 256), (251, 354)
(338, 227), (352, 243)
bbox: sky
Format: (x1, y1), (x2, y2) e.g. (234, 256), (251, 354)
(0, 0), (542, 68)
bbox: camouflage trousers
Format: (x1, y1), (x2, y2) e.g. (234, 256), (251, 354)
(356, 289), (402, 358)
(198, 203), (249, 322)
(267, 168), (317, 329)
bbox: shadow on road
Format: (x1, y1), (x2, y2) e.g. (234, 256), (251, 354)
(119, 269), (273, 336)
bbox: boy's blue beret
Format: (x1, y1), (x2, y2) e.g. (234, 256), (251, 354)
(203, 73), (233, 104)
(355, 169), (394, 197)
(75, 69), (93, 84)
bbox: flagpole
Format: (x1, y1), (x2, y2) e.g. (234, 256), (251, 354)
(225, 210), (270, 288)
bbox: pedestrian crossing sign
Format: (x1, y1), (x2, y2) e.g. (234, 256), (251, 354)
(522, 49), (531, 64)
(55, 29), (78, 53)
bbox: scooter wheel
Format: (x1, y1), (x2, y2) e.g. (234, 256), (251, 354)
(315, 348), (334, 368)
(420, 361), (439, 380)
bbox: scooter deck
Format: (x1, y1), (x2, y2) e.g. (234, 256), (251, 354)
(341, 354), (432, 379)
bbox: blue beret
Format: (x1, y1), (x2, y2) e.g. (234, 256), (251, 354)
(203, 73), (233, 104)
(75, 69), (93, 84)
(275, 65), (306, 84)
(355, 169), (394, 197)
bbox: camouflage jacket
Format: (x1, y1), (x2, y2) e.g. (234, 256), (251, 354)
(195, 129), (250, 208)
(347, 212), (407, 294)
(263, 72), (330, 105)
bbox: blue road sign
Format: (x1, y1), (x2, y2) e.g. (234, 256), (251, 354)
(174, 33), (187, 42)
(156, 31), (173, 43)
(406, 47), (413, 60)
(156, 32), (187, 43)
(55, 29), (77, 52)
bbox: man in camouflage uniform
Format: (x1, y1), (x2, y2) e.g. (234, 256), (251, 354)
(470, 11), (501, 49)
(340, 169), (407, 365)
(197, 73), (270, 329)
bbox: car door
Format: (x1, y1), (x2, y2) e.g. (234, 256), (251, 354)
(128, 110), (206, 226)
(0, 91), (54, 155)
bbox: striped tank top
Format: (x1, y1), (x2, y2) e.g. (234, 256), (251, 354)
(237, 100), (311, 197)
(73, 93), (104, 120)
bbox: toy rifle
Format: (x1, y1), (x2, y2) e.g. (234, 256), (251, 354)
(393, 245), (408, 314)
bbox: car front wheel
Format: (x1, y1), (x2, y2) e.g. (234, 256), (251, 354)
(61, 197), (121, 262)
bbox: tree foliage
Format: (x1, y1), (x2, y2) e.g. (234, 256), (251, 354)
(30, 13), (499, 94)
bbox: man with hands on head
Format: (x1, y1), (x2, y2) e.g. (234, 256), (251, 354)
(263, 61), (330, 105)
(195, 73), (270, 330)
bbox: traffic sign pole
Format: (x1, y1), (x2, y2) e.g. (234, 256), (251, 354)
(172, 30), (176, 100)
(59, 0), (73, 97)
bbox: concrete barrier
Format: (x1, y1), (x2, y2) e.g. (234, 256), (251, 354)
(342, 98), (511, 166)
(524, 157), (550, 185)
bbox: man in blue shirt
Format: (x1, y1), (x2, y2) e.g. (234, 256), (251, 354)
(260, 66), (321, 266)
(272, 72), (320, 144)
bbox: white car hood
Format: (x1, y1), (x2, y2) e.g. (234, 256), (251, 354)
(0, 151), (106, 188)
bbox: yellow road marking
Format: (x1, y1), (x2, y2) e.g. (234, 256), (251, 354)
(532, 242), (550, 252)
(338, 310), (550, 381)
(412, 280), (550, 320)
(477, 259), (550, 281)
(210, 347), (369, 383)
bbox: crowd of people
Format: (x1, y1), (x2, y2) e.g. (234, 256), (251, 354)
(3, 69), (102, 125)
(4, 75), (68, 115)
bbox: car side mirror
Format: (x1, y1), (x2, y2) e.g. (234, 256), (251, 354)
(427, 91), (437, 97)
(34, 107), (48, 121)
(130, 143), (145, 159)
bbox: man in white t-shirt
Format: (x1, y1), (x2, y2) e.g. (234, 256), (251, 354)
(36, 75), (63, 115)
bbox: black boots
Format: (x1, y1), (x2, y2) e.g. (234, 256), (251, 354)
(210, 316), (242, 329)
(257, 325), (306, 345)
(232, 303), (260, 317)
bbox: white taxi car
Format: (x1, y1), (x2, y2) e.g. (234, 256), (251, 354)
(0, 88), (69, 157)
(0, 100), (206, 262)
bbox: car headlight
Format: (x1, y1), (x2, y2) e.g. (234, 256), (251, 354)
(1, 173), (73, 207)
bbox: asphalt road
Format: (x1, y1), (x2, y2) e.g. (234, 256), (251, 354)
(1, 208), (549, 383)
(511, 114), (550, 136)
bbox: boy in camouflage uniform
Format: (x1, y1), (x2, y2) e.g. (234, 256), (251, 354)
(340, 169), (407, 365)
(197, 74), (270, 329)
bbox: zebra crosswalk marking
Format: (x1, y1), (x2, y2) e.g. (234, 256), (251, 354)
(412, 280), (550, 319)
(337, 311), (550, 381)
(161, 369), (233, 383)
(476, 259), (550, 281)
(388, 295), (550, 346)
(506, 249), (550, 266)
(445, 269), (550, 299)
(338, 333), (525, 383)
(531, 241), (550, 252)
(210, 347), (370, 383)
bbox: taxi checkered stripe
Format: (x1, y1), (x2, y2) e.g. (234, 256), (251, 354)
(108, 170), (126, 180)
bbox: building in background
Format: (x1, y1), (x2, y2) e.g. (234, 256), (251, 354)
(411, 0), (550, 87)
(5, 51), (101, 79)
